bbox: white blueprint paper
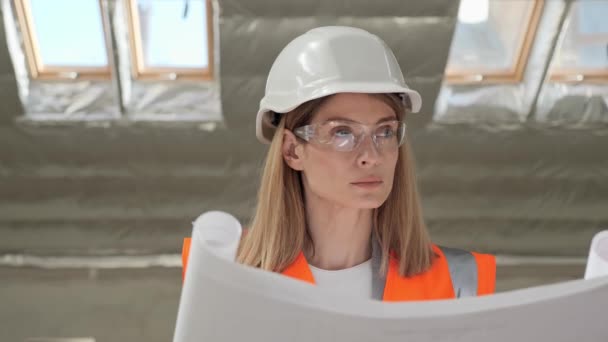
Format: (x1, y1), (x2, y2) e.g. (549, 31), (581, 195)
(173, 213), (608, 342)
(585, 230), (608, 280)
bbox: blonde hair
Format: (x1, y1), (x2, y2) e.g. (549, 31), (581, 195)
(237, 94), (435, 277)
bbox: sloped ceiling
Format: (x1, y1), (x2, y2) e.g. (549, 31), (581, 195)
(0, 0), (606, 258)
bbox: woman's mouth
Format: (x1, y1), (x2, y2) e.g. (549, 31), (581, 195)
(351, 179), (383, 189)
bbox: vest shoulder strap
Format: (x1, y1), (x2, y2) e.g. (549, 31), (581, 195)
(438, 246), (478, 298)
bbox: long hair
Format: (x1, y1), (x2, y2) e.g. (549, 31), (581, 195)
(237, 94), (435, 277)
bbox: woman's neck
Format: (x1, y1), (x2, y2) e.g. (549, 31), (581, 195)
(304, 194), (373, 271)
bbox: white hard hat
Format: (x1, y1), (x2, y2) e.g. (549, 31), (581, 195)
(256, 26), (422, 144)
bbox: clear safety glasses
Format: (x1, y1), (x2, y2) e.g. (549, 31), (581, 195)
(293, 120), (406, 152)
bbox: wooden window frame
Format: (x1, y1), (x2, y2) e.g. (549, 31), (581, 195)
(445, 0), (545, 85)
(13, 0), (112, 80)
(549, 3), (608, 83)
(125, 0), (214, 81)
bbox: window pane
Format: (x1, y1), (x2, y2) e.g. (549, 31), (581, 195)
(136, 0), (209, 69)
(447, 0), (535, 71)
(552, 0), (608, 70)
(29, 0), (108, 67)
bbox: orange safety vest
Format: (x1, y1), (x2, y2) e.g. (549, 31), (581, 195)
(181, 238), (496, 301)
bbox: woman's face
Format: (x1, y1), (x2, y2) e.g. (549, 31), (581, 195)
(285, 93), (400, 209)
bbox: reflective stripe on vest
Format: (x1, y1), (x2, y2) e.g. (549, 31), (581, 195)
(438, 246), (478, 298)
(370, 241), (477, 300)
(370, 237), (386, 300)
(372, 240), (477, 300)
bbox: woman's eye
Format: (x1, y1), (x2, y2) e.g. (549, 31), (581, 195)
(332, 126), (353, 137)
(377, 126), (395, 137)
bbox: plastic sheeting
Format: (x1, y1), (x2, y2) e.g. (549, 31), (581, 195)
(1, 0), (27, 105)
(536, 83), (608, 127)
(22, 81), (121, 121)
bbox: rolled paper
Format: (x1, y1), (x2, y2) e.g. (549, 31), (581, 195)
(584, 230), (608, 280)
(174, 211), (242, 342)
(192, 211), (242, 262)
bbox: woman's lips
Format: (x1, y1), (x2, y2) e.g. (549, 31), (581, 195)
(351, 181), (383, 188)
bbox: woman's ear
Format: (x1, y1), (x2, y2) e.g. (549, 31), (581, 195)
(282, 130), (304, 171)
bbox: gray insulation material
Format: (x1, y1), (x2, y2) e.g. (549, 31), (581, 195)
(0, 0), (606, 259)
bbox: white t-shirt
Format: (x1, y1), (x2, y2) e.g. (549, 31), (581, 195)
(309, 259), (373, 298)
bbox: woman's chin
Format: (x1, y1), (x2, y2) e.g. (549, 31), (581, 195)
(346, 196), (388, 209)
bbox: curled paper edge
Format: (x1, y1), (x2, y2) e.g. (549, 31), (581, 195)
(584, 230), (608, 280)
(192, 211), (243, 262)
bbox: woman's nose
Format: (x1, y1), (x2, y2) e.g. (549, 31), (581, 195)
(356, 135), (380, 167)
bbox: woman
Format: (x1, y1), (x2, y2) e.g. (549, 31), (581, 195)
(183, 26), (495, 301)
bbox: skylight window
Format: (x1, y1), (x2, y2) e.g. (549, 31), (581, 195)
(550, 0), (608, 82)
(14, 0), (111, 79)
(125, 0), (213, 80)
(445, 0), (544, 84)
